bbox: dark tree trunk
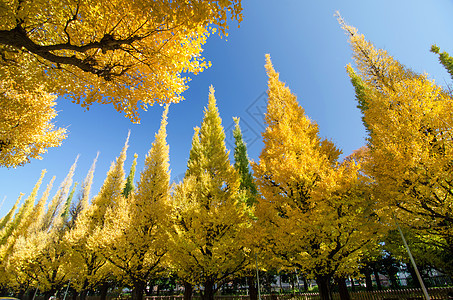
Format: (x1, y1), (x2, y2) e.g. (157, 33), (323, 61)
(363, 268), (373, 291)
(336, 277), (351, 300)
(183, 281), (193, 300)
(247, 276), (258, 300)
(349, 277), (355, 292)
(316, 275), (332, 300)
(132, 280), (145, 300)
(373, 267), (382, 290)
(406, 262), (421, 288)
(99, 283), (108, 300)
(201, 280), (215, 300)
(26, 289), (34, 300)
(303, 277), (308, 292)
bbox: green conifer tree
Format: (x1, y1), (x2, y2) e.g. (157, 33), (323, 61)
(123, 153), (138, 199)
(232, 117), (259, 300)
(431, 45), (453, 81)
(233, 117), (258, 207)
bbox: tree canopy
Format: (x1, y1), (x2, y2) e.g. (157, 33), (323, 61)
(0, 0), (242, 122)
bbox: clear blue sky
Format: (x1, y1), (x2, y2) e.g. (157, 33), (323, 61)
(1, 0), (453, 216)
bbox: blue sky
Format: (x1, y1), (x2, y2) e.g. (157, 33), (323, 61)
(1, 0), (453, 216)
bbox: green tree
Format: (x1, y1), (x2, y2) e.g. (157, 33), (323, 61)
(232, 117), (259, 300)
(431, 45), (453, 81)
(233, 117), (258, 207)
(123, 153), (138, 199)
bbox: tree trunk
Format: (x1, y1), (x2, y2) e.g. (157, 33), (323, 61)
(336, 277), (351, 300)
(372, 267), (382, 290)
(406, 262), (421, 288)
(247, 276), (258, 300)
(26, 289), (34, 300)
(349, 277), (355, 292)
(201, 280), (215, 300)
(303, 277), (308, 292)
(99, 283), (108, 300)
(316, 275), (332, 300)
(132, 280), (145, 300)
(183, 281), (193, 300)
(363, 268), (373, 291)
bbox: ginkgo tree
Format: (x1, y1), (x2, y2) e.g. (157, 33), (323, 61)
(0, 0), (242, 122)
(341, 17), (453, 276)
(253, 55), (383, 300)
(99, 106), (172, 300)
(64, 137), (130, 299)
(169, 87), (253, 300)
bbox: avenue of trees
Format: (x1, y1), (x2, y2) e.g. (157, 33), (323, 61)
(1, 13), (453, 300)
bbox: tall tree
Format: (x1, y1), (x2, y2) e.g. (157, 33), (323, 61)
(0, 80), (66, 167)
(254, 55), (381, 300)
(101, 106), (171, 300)
(169, 87), (253, 300)
(233, 117), (258, 207)
(341, 16), (453, 276)
(64, 137), (129, 298)
(0, 0), (242, 122)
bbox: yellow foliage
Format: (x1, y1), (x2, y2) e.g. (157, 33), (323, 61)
(254, 55), (383, 283)
(0, 0), (242, 122)
(169, 88), (252, 294)
(340, 15), (453, 272)
(0, 80), (66, 167)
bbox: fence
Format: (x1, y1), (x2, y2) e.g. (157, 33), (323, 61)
(143, 287), (453, 300)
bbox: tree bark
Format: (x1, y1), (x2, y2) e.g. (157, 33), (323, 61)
(247, 276), (258, 300)
(316, 275), (332, 300)
(349, 277), (355, 292)
(183, 281), (193, 300)
(372, 267), (382, 290)
(363, 268), (373, 291)
(336, 277), (351, 300)
(406, 262), (421, 288)
(132, 280), (146, 300)
(201, 280), (215, 300)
